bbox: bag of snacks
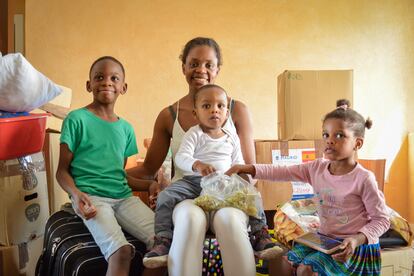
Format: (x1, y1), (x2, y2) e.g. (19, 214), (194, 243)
(194, 173), (262, 218)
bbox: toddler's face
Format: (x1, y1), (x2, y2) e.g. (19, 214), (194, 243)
(322, 118), (360, 161)
(87, 59), (127, 105)
(182, 45), (220, 92)
(194, 87), (228, 132)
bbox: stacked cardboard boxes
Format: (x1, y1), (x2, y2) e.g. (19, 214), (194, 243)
(256, 70), (354, 210)
(266, 70), (414, 275)
(277, 70), (353, 140)
(255, 139), (324, 210)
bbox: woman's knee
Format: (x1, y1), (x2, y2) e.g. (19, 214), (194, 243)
(213, 208), (247, 231)
(173, 200), (206, 224)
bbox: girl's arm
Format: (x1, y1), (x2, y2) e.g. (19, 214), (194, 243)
(226, 162), (312, 185)
(231, 100), (256, 164)
(56, 144), (96, 219)
(332, 173), (390, 262)
(357, 173), (390, 243)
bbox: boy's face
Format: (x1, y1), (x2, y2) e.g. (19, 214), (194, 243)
(193, 87), (228, 131)
(86, 59), (127, 105)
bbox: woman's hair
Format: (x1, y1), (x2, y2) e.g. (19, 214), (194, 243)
(179, 37), (222, 66)
(323, 99), (372, 137)
(193, 84), (227, 107)
(89, 56), (125, 78)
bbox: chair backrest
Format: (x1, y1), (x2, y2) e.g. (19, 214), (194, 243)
(358, 159), (386, 192)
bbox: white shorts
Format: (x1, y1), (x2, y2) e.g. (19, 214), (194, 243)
(73, 195), (155, 260)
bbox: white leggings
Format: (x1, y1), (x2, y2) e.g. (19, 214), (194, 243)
(168, 199), (256, 276)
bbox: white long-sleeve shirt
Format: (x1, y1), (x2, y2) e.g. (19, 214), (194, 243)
(175, 125), (245, 176)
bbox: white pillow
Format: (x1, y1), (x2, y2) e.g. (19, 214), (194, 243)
(0, 52), (62, 112)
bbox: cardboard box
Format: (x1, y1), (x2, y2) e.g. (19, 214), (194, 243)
(381, 247), (414, 276)
(0, 236), (43, 276)
(0, 152), (49, 246)
(277, 70), (353, 140)
(0, 245), (24, 276)
(43, 132), (70, 214)
(255, 140), (324, 210)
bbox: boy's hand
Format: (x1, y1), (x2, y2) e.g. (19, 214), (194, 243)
(72, 191), (97, 220)
(225, 164), (256, 177)
(193, 161), (216, 176)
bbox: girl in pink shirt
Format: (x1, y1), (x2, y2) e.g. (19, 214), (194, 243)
(226, 99), (390, 276)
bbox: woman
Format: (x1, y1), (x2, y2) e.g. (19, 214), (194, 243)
(128, 37), (257, 276)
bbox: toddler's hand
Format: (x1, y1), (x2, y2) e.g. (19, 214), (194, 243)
(193, 161), (216, 176)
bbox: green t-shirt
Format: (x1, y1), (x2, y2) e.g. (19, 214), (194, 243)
(60, 108), (138, 198)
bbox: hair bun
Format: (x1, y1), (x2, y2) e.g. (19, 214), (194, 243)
(365, 117), (373, 129)
(336, 99), (351, 108)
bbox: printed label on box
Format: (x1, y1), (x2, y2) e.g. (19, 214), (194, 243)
(271, 148), (315, 165)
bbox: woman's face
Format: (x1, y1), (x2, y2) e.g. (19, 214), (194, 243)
(182, 45), (220, 92)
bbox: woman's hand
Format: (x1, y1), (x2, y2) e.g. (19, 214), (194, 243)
(193, 161), (216, 176)
(149, 181), (161, 210)
(331, 233), (367, 262)
(225, 164), (256, 177)
(72, 191), (97, 220)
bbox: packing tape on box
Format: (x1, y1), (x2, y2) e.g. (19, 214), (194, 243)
(280, 141), (289, 156)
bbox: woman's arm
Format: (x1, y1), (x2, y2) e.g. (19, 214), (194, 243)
(231, 100), (256, 164)
(127, 107), (173, 179)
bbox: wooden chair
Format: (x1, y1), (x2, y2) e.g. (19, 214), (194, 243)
(358, 159), (386, 192)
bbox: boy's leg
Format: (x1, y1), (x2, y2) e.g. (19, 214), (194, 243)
(142, 176), (202, 268)
(107, 245), (134, 276)
(249, 207), (284, 260)
(115, 196), (155, 249)
(72, 196), (134, 275)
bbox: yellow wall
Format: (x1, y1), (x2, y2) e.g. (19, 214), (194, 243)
(7, 0), (25, 52)
(25, 0), (414, 219)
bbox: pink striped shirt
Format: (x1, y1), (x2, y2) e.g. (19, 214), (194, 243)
(254, 159), (390, 244)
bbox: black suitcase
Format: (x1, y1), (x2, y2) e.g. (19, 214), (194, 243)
(35, 209), (146, 276)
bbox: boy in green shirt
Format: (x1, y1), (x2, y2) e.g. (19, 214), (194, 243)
(56, 56), (155, 276)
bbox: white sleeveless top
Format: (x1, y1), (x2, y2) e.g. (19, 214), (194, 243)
(170, 99), (237, 182)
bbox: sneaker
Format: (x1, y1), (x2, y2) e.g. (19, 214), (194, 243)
(142, 236), (172, 268)
(250, 227), (284, 260)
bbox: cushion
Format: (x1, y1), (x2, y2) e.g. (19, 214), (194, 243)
(0, 52), (62, 112)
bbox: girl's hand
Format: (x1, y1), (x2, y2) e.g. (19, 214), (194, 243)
(331, 237), (359, 262)
(225, 164), (256, 177)
(193, 161), (216, 176)
(72, 191), (97, 220)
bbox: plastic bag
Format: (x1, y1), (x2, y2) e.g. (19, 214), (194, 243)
(273, 198), (320, 248)
(194, 173), (262, 218)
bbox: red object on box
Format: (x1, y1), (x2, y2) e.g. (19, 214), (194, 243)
(0, 113), (49, 160)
